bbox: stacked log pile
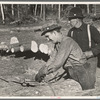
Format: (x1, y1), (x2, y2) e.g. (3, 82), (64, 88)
(0, 31), (55, 56)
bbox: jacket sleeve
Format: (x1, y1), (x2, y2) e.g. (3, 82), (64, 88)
(48, 38), (73, 70)
(45, 49), (57, 67)
(67, 29), (72, 37)
(90, 26), (100, 56)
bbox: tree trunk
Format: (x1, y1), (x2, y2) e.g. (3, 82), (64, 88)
(87, 4), (89, 14)
(34, 4), (37, 16)
(74, 4), (76, 7)
(94, 4), (96, 16)
(51, 4), (53, 9)
(17, 4), (20, 19)
(58, 4), (61, 20)
(43, 4), (45, 22)
(11, 4), (14, 16)
(0, 4), (5, 24)
(40, 4), (42, 17)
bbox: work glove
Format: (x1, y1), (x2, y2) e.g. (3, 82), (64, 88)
(35, 65), (48, 82)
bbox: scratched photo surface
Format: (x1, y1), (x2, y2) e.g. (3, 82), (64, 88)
(0, 2), (100, 98)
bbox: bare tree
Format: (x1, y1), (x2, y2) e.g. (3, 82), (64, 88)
(17, 4), (20, 19)
(34, 4), (37, 16)
(11, 4), (14, 17)
(43, 4), (45, 22)
(40, 4), (42, 17)
(0, 4), (5, 24)
(58, 4), (61, 20)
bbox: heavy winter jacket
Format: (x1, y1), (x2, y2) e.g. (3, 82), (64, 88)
(68, 22), (100, 56)
(46, 37), (87, 69)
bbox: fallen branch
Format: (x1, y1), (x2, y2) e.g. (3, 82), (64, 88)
(10, 19), (22, 25)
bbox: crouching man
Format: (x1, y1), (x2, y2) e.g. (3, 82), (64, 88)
(35, 24), (96, 90)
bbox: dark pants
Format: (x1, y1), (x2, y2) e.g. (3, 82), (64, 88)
(63, 62), (96, 90)
(97, 53), (100, 68)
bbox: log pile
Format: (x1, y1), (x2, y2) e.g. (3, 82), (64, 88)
(3, 36), (55, 56)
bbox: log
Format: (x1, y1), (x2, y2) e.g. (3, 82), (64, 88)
(7, 39), (55, 55)
(11, 47), (20, 53)
(20, 45), (24, 52)
(4, 34), (54, 54)
(39, 42), (54, 55)
(9, 43), (20, 53)
(10, 36), (19, 44)
(9, 40), (39, 53)
(10, 44), (30, 53)
(10, 20), (21, 25)
(10, 44), (28, 53)
(0, 42), (8, 51)
(8, 34), (40, 53)
(19, 43), (32, 52)
(31, 40), (38, 53)
(39, 43), (48, 54)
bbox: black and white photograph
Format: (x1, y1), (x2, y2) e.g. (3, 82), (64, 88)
(0, 1), (100, 98)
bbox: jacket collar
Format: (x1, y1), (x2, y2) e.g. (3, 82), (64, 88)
(79, 22), (86, 31)
(73, 22), (86, 31)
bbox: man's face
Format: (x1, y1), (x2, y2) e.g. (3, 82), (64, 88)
(70, 18), (78, 27)
(44, 31), (57, 43)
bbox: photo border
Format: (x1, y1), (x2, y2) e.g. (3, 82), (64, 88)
(0, 0), (100, 99)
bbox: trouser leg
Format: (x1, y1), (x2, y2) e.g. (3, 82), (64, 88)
(87, 57), (97, 83)
(97, 54), (100, 68)
(67, 62), (96, 90)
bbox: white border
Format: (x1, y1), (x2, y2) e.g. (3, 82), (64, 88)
(0, 2), (100, 4)
(0, 1), (100, 99)
(0, 96), (100, 99)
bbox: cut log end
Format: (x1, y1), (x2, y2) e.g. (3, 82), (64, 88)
(39, 43), (49, 54)
(10, 36), (19, 44)
(20, 46), (24, 52)
(31, 41), (38, 53)
(11, 48), (14, 53)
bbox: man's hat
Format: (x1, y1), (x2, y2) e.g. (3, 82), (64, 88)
(68, 7), (84, 20)
(41, 24), (62, 36)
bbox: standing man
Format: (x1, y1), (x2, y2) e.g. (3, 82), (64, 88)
(67, 7), (100, 69)
(35, 24), (96, 90)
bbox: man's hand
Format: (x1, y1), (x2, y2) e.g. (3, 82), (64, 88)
(47, 66), (59, 75)
(35, 65), (60, 82)
(35, 65), (48, 82)
(84, 51), (94, 59)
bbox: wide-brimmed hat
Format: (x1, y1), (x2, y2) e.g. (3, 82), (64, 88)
(68, 7), (84, 20)
(41, 24), (62, 36)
